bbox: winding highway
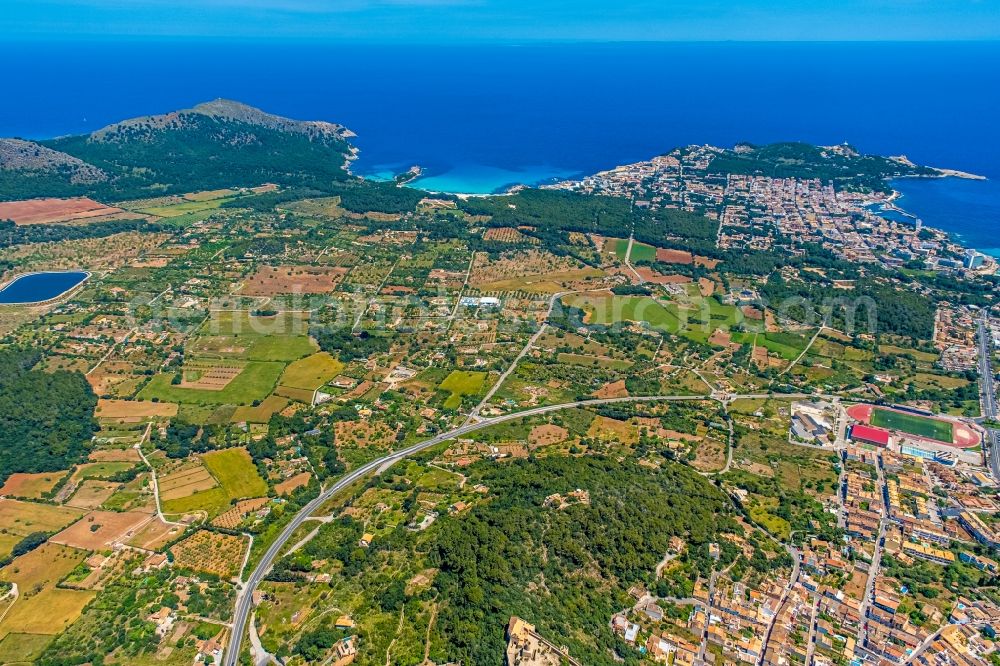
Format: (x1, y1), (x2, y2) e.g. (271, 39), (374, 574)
(223, 390), (813, 665)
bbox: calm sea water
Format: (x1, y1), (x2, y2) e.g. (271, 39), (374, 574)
(0, 271), (88, 304)
(891, 177), (1000, 258)
(2, 41), (998, 251)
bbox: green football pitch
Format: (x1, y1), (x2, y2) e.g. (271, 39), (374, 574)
(870, 408), (953, 443)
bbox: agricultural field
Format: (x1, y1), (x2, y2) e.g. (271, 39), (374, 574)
(204, 448), (268, 498)
(278, 352), (344, 391)
(50, 510), (151, 550)
(557, 352), (633, 370)
(438, 370), (487, 409)
(0, 115), (996, 666)
(611, 238), (656, 263)
(0, 197), (124, 225)
(0, 632), (53, 663)
(162, 448), (267, 518)
(212, 497), (272, 530)
(483, 227), (535, 244)
(0, 471), (67, 499)
(136, 196), (232, 218)
(94, 399), (178, 419)
(126, 517), (182, 551)
(200, 310), (313, 338)
(66, 480), (118, 509)
(275, 472), (311, 496)
(74, 461), (136, 480)
(0, 543), (96, 640)
(231, 395), (290, 423)
(244, 335), (317, 362)
(171, 530), (248, 578)
(240, 265), (348, 296)
(159, 460), (219, 502)
(574, 293), (671, 326)
(138, 360), (285, 405)
(0, 499), (84, 537)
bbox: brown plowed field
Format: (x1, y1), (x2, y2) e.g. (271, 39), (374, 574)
(0, 197), (122, 225)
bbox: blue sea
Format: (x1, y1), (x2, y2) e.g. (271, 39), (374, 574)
(2, 41), (998, 253)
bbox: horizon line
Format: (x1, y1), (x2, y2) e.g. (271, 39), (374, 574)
(4, 36), (1000, 45)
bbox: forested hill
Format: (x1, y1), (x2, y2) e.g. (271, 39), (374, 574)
(0, 100), (355, 201)
(0, 349), (98, 485)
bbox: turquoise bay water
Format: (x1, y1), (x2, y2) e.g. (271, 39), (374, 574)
(1, 42), (998, 250)
(0, 271), (89, 304)
(408, 163), (581, 194)
(355, 162), (580, 193)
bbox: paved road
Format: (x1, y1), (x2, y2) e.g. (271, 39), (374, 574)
(465, 288), (593, 424)
(757, 545), (801, 666)
(979, 314), (998, 420)
(223, 392), (753, 664)
(975, 315), (1000, 481)
(803, 592), (820, 666)
(697, 571), (718, 663)
(857, 451), (889, 653)
(223, 390), (818, 664)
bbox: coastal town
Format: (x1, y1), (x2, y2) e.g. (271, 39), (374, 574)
(547, 144), (997, 277)
(0, 102), (997, 666)
(507, 396), (1000, 666)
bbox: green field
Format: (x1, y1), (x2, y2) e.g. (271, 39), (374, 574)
(563, 294), (744, 345)
(138, 361), (284, 405)
(871, 408), (953, 443)
(232, 395), (290, 424)
(200, 311), (312, 337)
(138, 198), (231, 218)
(556, 353), (633, 370)
(567, 295), (678, 330)
(246, 336), (317, 362)
(439, 371), (487, 409)
(0, 632), (53, 663)
(757, 331), (814, 361)
(0, 533), (20, 560)
(204, 448), (268, 497)
(613, 238), (656, 263)
(76, 462), (136, 480)
(187, 334), (316, 362)
(162, 447), (267, 517)
(278, 352), (344, 390)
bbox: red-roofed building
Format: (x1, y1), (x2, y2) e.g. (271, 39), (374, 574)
(850, 424), (891, 447)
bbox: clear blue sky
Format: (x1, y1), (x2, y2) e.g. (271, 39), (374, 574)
(4, 0), (999, 42)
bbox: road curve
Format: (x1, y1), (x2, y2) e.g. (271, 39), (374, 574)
(223, 391), (812, 665)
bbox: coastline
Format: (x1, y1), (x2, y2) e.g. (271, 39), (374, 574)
(347, 143), (995, 263)
(891, 155), (987, 181)
(886, 176), (1000, 262)
(893, 167), (989, 182)
(930, 167), (987, 181)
